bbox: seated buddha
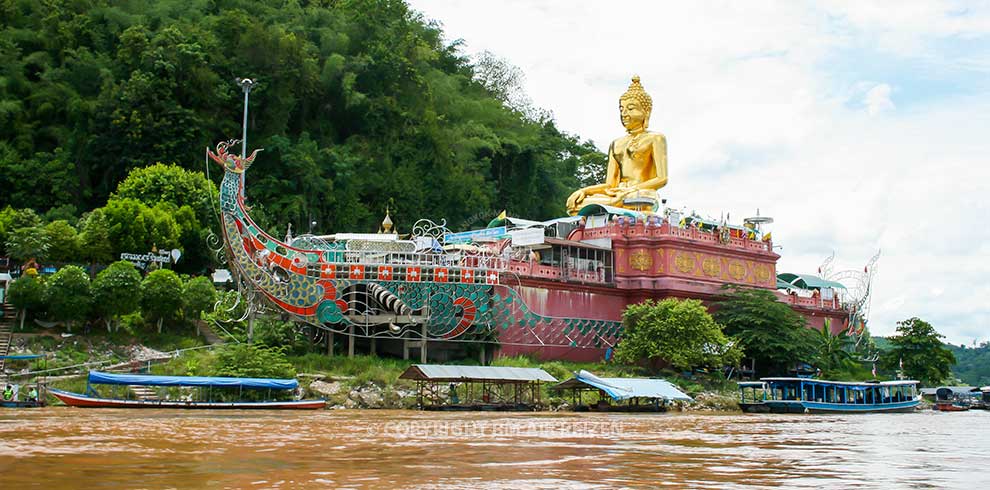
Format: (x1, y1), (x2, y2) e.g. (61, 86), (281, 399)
(566, 76), (668, 215)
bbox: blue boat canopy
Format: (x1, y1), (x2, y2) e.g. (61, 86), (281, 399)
(0, 354), (43, 360)
(87, 371), (298, 390)
(553, 370), (692, 402)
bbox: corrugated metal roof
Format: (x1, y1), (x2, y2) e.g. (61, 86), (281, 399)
(399, 364), (557, 382)
(762, 377), (919, 387)
(553, 370), (692, 402)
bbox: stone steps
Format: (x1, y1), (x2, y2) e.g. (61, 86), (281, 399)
(197, 321), (225, 345)
(0, 323), (12, 377)
(129, 385), (160, 401)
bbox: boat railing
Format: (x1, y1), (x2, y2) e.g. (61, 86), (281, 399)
(579, 222), (774, 253)
(335, 250), (508, 271)
(763, 379), (919, 406)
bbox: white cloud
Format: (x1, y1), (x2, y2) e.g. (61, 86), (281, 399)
(864, 83), (895, 115)
(409, 0), (990, 344)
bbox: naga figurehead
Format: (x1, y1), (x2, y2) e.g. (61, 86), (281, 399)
(208, 139), (263, 174)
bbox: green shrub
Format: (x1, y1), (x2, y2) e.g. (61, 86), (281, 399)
(44, 265), (92, 330)
(214, 344), (296, 379)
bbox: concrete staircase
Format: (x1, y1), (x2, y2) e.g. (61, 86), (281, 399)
(0, 305), (14, 378)
(197, 321), (226, 345)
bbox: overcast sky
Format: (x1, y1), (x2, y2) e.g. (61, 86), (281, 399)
(407, 0), (990, 345)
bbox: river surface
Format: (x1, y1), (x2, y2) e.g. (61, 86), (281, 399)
(1, 408), (987, 489)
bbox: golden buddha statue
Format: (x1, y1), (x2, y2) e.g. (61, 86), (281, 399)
(566, 75), (668, 215)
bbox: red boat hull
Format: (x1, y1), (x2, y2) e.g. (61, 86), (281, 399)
(50, 389), (325, 410)
(934, 402), (969, 412)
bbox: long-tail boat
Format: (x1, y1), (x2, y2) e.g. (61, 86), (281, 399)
(49, 371), (325, 409)
(740, 377), (920, 413)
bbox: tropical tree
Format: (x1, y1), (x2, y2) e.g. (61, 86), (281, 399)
(79, 209), (114, 271)
(813, 320), (856, 376)
(713, 286), (816, 376)
(140, 269), (184, 333)
(43, 265), (92, 331)
(213, 343), (296, 379)
(5, 226), (49, 262)
(112, 163), (218, 224)
(44, 220), (81, 263)
(103, 198), (181, 256)
(880, 317), (956, 386)
(92, 261), (143, 331)
(614, 298), (741, 372)
(6, 275), (46, 330)
(183, 276), (217, 336)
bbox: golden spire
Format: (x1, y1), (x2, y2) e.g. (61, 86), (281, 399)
(379, 206), (394, 234)
(620, 75), (653, 116)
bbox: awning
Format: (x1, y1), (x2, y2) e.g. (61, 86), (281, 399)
(87, 371), (298, 390)
(776, 272), (847, 290)
(576, 204), (644, 219)
(398, 364), (557, 383)
(552, 370), (692, 402)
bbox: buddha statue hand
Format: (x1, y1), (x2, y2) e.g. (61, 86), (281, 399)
(566, 188), (587, 211)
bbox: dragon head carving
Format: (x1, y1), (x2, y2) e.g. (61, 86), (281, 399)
(208, 139), (263, 174)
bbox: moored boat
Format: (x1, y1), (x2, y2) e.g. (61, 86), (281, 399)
(740, 377), (920, 414)
(1, 354), (48, 408)
(932, 387), (973, 412)
(50, 371), (325, 410)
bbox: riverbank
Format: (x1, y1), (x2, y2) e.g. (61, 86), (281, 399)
(8, 328), (743, 412)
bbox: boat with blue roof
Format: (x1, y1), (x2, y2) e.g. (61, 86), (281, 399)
(49, 371), (325, 409)
(739, 377), (920, 414)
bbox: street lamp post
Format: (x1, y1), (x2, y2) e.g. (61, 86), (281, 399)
(236, 77), (255, 343)
(236, 77), (255, 191)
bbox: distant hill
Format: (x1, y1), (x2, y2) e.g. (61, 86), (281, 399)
(873, 336), (990, 386)
(946, 343), (990, 387)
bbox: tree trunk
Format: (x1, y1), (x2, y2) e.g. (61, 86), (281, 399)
(19, 309), (25, 330)
(105, 319), (112, 332)
(157, 317), (163, 334)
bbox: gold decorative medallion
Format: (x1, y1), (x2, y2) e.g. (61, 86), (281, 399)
(674, 252), (695, 274)
(702, 256), (721, 277)
(728, 260), (746, 281)
(755, 264), (771, 282)
(629, 249), (652, 272)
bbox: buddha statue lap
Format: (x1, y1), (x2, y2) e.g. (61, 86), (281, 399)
(566, 76), (668, 215)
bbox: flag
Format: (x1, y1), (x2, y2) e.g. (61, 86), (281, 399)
(762, 232), (773, 242)
(496, 210), (507, 220)
(678, 217), (687, 228)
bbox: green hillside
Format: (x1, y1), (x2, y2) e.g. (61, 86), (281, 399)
(0, 0), (602, 238)
(947, 343), (990, 386)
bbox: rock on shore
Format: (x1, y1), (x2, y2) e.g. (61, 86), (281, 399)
(308, 379), (417, 409)
(686, 392), (740, 412)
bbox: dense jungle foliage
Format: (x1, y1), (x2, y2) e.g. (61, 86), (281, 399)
(0, 0), (605, 252)
(946, 343), (990, 386)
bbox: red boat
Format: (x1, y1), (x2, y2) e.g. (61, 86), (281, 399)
(933, 401), (969, 412)
(50, 372), (325, 410)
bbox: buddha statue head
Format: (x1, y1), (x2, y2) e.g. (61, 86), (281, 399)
(619, 75), (653, 133)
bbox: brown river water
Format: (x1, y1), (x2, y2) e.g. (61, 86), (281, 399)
(1, 408), (987, 489)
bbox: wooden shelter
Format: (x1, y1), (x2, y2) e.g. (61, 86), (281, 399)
(399, 364), (556, 411)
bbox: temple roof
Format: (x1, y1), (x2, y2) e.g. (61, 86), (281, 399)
(777, 272), (846, 290)
(576, 204), (644, 218)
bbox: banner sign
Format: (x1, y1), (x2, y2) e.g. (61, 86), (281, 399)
(444, 226), (507, 244)
(120, 249), (181, 269)
(509, 227), (545, 247)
